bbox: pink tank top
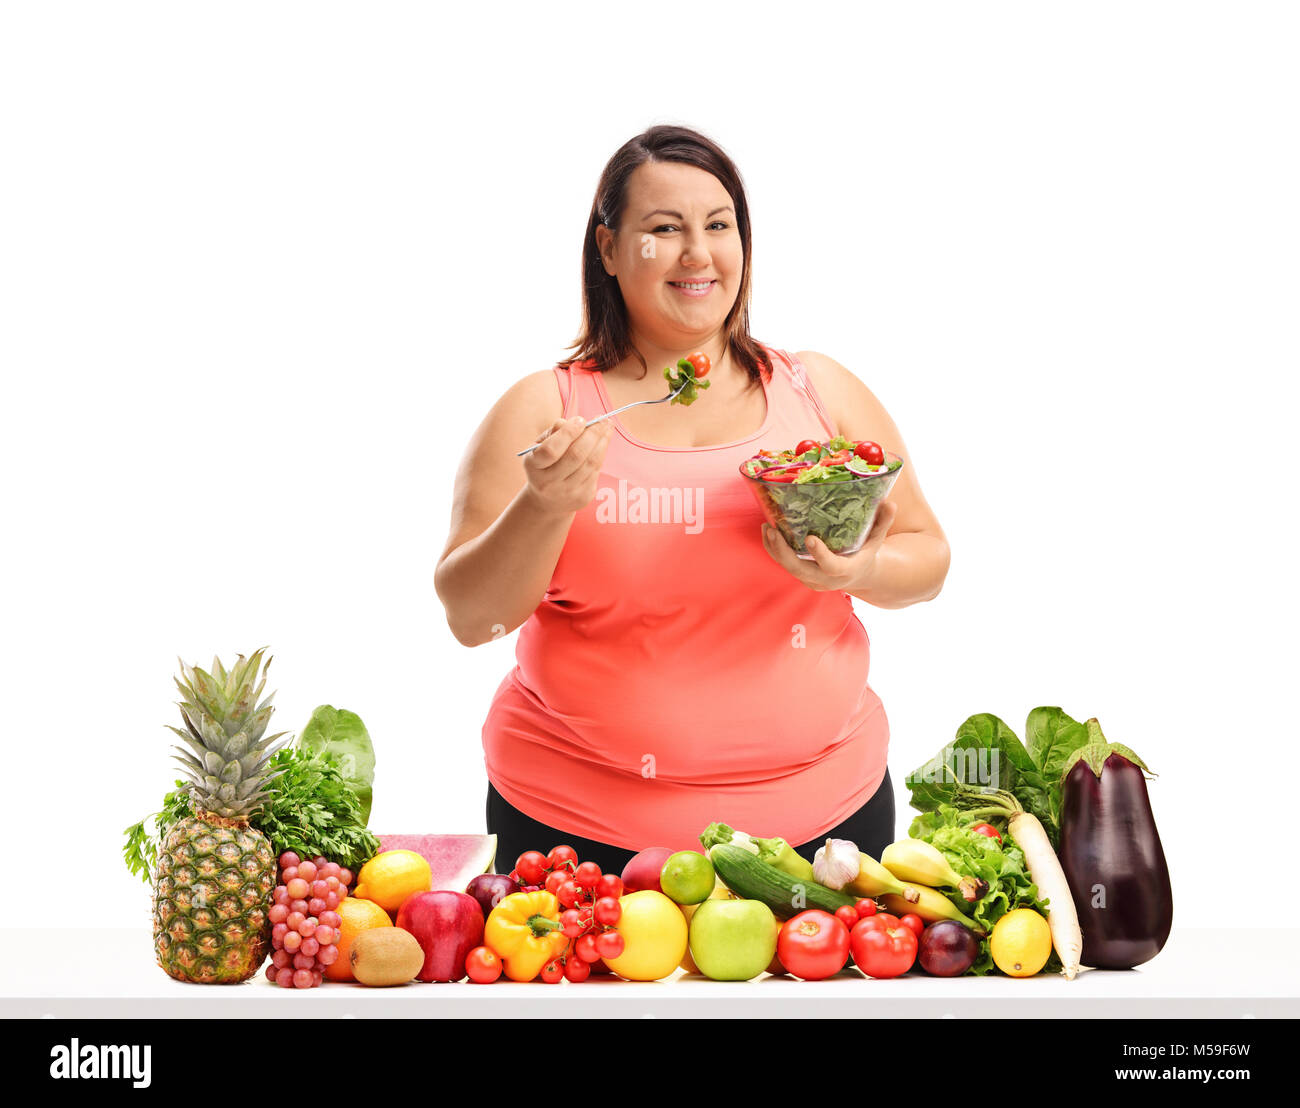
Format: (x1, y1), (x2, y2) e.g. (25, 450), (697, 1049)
(480, 343), (889, 852)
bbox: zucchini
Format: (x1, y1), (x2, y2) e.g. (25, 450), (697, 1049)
(708, 844), (856, 920)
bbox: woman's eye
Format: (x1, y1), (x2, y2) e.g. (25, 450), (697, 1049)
(650, 221), (729, 232)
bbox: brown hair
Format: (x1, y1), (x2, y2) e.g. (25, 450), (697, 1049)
(560, 124), (772, 386)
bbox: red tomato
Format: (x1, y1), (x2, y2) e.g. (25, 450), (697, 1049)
(855, 899), (878, 918)
(777, 910), (852, 981)
(465, 946), (502, 984)
(686, 352), (711, 377)
(574, 933), (602, 963)
(834, 906), (860, 931)
(547, 845), (579, 871)
(515, 851), (548, 885)
(971, 823), (1003, 843)
(854, 441), (885, 466)
(594, 873), (624, 900)
(794, 439), (821, 456)
(898, 913), (925, 940)
(758, 462), (812, 483)
(686, 353), (717, 379)
(850, 914), (918, 979)
(594, 929), (625, 960)
(563, 956), (591, 983)
(592, 897), (621, 927)
(573, 861), (603, 889)
(540, 958), (565, 984)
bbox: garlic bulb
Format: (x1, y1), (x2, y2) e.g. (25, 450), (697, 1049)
(812, 838), (860, 890)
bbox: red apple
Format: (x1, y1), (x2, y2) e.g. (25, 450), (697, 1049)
(620, 847), (675, 894)
(395, 891), (484, 982)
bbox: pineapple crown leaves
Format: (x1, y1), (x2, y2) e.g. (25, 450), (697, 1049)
(173, 646), (276, 742)
(167, 647), (291, 818)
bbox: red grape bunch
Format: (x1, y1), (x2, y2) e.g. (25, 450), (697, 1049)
(265, 851), (352, 989)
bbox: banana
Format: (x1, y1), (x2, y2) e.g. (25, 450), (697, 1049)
(882, 886), (984, 935)
(881, 839), (988, 902)
(846, 852), (908, 899)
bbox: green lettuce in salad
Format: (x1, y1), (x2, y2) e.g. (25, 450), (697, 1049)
(663, 356), (711, 406)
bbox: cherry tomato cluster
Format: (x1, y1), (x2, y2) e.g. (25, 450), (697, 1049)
(517, 845), (627, 984)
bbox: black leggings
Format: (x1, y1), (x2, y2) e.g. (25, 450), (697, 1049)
(486, 769), (897, 878)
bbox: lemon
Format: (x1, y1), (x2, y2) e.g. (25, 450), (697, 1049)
(990, 909), (1052, 977)
(603, 891), (688, 981)
(659, 851), (716, 905)
(352, 850), (432, 915)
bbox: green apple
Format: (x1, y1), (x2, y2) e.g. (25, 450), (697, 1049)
(687, 898), (778, 981)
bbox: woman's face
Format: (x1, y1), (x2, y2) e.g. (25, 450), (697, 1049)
(595, 161), (743, 349)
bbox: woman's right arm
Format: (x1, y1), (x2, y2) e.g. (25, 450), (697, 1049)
(434, 370), (613, 646)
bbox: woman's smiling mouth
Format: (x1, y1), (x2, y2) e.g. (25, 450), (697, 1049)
(668, 279), (716, 297)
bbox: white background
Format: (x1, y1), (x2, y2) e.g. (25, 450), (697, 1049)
(2, 1), (1295, 933)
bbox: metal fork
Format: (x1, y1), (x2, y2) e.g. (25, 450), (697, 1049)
(515, 378), (689, 457)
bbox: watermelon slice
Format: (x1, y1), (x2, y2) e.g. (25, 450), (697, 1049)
(375, 834), (498, 893)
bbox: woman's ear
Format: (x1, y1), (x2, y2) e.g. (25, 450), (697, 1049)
(594, 224), (616, 276)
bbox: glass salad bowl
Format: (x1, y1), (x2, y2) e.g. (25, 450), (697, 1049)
(739, 447), (904, 560)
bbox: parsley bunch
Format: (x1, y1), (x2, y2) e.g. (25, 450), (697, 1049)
(123, 748), (380, 883)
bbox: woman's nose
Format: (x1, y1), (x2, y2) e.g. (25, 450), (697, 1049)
(679, 228), (712, 266)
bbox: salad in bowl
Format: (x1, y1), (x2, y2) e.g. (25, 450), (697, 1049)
(740, 435), (903, 559)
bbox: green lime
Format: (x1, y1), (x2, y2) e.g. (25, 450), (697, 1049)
(659, 851), (716, 905)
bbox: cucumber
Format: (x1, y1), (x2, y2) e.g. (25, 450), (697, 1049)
(708, 844), (857, 920)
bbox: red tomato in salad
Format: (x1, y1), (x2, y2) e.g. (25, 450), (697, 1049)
(686, 352), (711, 377)
(794, 439), (820, 456)
(777, 910), (851, 981)
(853, 441), (885, 466)
(758, 462), (812, 483)
(850, 914), (918, 979)
(971, 823), (1002, 843)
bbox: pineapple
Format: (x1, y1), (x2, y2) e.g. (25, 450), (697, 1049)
(153, 647), (288, 983)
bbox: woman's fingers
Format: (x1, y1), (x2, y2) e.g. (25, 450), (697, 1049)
(762, 498), (899, 591)
(522, 417), (612, 510)
(527, 417), (586, 468)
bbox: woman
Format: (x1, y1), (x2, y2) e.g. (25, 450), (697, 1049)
(435, 125), (950, 878)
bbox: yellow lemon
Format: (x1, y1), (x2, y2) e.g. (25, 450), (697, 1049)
(990, 909), (1052, 977)
(352, 850), (432, 916)
(603, 890), (688, 981)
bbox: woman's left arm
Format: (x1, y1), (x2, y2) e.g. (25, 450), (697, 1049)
(759, 351), (951, 610)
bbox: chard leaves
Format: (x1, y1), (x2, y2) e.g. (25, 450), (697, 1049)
(906, 707), (1089, 846)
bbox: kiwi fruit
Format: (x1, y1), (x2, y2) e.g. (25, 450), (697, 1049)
(350, 927), (425, 986)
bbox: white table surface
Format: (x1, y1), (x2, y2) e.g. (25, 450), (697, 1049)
(6, 927), (1297, 1019)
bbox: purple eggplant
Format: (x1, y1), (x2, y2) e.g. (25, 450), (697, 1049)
(1057, 719), (1172, 969)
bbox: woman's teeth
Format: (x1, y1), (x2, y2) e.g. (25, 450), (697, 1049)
(670, 280), (714, 291)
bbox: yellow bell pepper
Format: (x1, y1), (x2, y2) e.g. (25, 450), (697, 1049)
(483, 890), (569, 982)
